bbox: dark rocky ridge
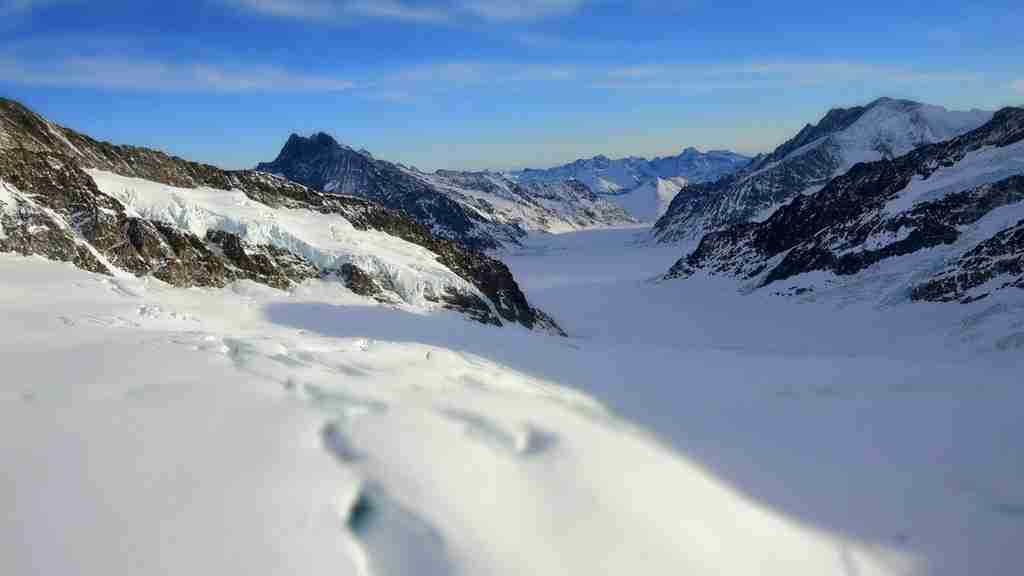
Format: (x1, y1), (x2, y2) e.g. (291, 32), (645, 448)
(665, 107), (1024, 304)
(912, 219), (1024, 303)
(0, 97), (564, 334)
(257, 133), (524, 250)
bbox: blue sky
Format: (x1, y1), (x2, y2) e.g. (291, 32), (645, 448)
(2, 0), (1022, 171)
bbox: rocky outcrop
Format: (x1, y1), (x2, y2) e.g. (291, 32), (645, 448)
(912, 220), (1024, 303)
(0, 148), (320, 289)
(665, 107), (1024, 304)
(0, 97), (564, 334)
(654, 98), (993, 242)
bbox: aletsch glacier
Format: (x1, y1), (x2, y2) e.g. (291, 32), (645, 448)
(2, 95), (1023, 576)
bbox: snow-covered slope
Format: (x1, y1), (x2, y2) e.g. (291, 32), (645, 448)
(512, 148), (751, 222)
(655, 98), (994, 242)
(257, 134), (635, 250)
(601, 176), (689, 221)
(665, 106), (1024, 308)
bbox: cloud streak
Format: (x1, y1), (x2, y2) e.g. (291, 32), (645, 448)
(0, 55), (987, 99)
(0, 58), (354, 92)
(599, 60), (980, 92)
(231, 0), (450, 22)
(1013, 79), (1024, 96)
(228, 0), (585, 23)
(460, 0), (584, 21)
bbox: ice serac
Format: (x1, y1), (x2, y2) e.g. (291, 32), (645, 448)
(256, 134), (635, 250)
(0, 97), (564, 334)
(664, 106), (1024, 305)
(654, 98), (994, 242)
(512, 148), (751, 221)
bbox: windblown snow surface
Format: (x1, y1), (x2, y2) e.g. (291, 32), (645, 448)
(2, 226), (1022, 576)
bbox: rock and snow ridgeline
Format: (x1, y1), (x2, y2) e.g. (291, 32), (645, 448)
(0, 98), (563, 334)
(654, 98), (994, 243)
(664, 106), (1024, 308)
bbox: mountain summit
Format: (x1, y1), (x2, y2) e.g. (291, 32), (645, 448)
(653, 98), (994, 242)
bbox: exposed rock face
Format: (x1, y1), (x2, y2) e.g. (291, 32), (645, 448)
(665, 107), (1024, 305)
(257, 133), (634, 250)
(0, 148), (319, 289)
(654, 98), (993, 242)
(0, 97), (564, 334)
(912, 220), (1024, 303)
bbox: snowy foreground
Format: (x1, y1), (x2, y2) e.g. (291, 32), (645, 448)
(2, 226), (1021, 575)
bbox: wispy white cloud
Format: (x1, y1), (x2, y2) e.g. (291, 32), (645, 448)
(228, 0), (449, 22)
(738, 60), (976, 85)
(0, 55), (984, 100)
(0, 57), (354, 92)
(459, 0), (584, 21)
(599, 60), (979, 92)
(228, 0), (586, 23)
(1013, 79), (1024, 96)
(377, 60), (576, 88)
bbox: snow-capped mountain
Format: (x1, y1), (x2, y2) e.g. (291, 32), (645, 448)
(665, 106), (1024, 307)
(256, 134), (634, 250)
(0, 97), (562, 333)
(654, 98), (994, 242)
(512, 148), (751, 221)
(602, 176), (690, 222)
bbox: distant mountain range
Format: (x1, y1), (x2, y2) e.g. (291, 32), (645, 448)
(511, 148), (752, 221)
(257, 133), (635, 250)
(653, 98), (993, 243)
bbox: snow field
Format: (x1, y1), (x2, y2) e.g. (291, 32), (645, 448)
(1, 213), (1022, 575)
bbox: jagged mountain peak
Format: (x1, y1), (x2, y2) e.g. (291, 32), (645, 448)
(654, 98), (995, 243)
(275, 131), (353, 158)
(664, 105), (1024, 307)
